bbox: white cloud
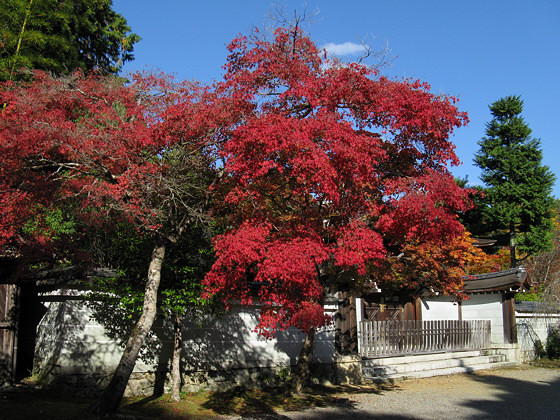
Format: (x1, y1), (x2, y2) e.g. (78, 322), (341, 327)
(322, 41), (367, 57)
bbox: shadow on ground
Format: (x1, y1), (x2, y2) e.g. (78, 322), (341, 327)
(0, 383), (94, 420)
(201, 382), (400, 418)
(459, 369), (560, 419)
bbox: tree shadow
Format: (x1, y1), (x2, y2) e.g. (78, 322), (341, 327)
(459, 369), (560, 419)
(87, 301), (319, 398)
(33, 294), (120, 397)
(177, 307), (304, 390)
(201, 382), (400, 417)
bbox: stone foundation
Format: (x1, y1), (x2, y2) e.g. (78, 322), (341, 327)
(35, 358), (363, 397)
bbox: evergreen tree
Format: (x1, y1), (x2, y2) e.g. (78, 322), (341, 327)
(0, 0), (139, 81)
(474, 95), (556, 267)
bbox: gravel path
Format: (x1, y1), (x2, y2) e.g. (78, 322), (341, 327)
(230, 365), (560, 420)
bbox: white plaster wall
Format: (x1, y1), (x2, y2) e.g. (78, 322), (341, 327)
(34, 299), (136, 374)
(420, 296), (460, 321)
(461, 294), (504, 344)
(420, 294), (505, 344)
(516, 314), (560, 359)
(34, 294), (336, 377)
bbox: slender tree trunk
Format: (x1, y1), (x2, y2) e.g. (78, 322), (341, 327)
(10, 0), (34, 79)
(170, 311), (182, 402)
(290, 327), (315, 395)
(510, 224), (517, 268)
(93, 238), (166, 415)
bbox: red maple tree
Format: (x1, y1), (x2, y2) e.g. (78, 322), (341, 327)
(0, 24), (497, 404)
(202, 27), (486, 392)
(0, 71), (228, 412)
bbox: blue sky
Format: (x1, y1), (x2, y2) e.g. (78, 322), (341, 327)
(113, 0), (560, 198)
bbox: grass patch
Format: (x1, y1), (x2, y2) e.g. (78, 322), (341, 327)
(1, 382), (398, 419)
(529, 358), (560, 369)
(120, 391), (219, 419)
(200, 383), (397, 416)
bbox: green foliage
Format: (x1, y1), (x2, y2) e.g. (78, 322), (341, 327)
(458, 184), (499, 239)
(86, 221), (215, 319)
(276, 367), (293, 383)
(546, 325), (560, 359)
(0, 0), (139, 81)
(473, 95), (556, 266)
(534, 339), (546, 359)
(514, 292), (541, 302)
(22, 206), (76, 239)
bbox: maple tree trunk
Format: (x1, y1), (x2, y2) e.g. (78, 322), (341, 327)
(170, 311), (182, 401)
(290, 327), (315, 395)
(94, 238), (166, 415)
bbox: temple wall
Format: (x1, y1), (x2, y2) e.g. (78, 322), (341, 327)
(33, 289), (337, 396)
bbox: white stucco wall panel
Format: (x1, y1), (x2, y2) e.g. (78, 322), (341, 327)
(516, 314), (560, 360)
(461, 294), (504, 344)
(419, 294), (506, 344)
(420, 296), (460, 321)
(34, 296), (336, 378)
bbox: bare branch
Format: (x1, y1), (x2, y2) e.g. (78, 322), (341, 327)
(355, 35), (396, 69)
(265, 2), (321, 35)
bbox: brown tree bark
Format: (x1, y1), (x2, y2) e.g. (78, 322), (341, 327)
(93, 238), (166, 415)
(510, 224), (517, 268)
(170, 311), (182, 401)
(290, 327), (315, 395)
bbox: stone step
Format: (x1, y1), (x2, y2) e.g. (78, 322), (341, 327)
(362, 354), (507, 377)
(362, 350), (488, 367)
(365, 361), (516, 383)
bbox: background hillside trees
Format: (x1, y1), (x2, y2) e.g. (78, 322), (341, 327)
(0, 0), (139, 81)
(525, 200), (560, 307)
(474, 95), (555, 268)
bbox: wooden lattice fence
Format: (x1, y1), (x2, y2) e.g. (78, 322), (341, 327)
(359, 319), (491, 357)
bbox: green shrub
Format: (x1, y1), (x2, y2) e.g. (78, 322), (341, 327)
(515, 292), (541, 302)
(534, 339), (546, 359)
(546, 325), (560, 359)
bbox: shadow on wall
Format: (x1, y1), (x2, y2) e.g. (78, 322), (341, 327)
(33, 293), (126, 396)
(174, 306), (337, 391)
(516, 316), (560, 360)
(34, 291), (334, 396)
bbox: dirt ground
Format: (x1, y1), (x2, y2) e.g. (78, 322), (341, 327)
(235, 365), (560, 420)
(1, 365), (558, 419)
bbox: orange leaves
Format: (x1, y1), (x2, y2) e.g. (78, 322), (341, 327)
(377, 231), (501, 296)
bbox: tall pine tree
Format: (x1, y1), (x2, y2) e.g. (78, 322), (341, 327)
(0, 0), (139, 81)
(474, 95), (555, 267)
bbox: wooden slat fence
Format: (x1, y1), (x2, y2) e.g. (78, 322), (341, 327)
(359, 319), (491, 358)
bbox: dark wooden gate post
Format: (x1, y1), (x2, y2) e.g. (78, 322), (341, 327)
(335, 292), (358, 355)
(502, 293), (517, 344)
(0, 283), (17, 384)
